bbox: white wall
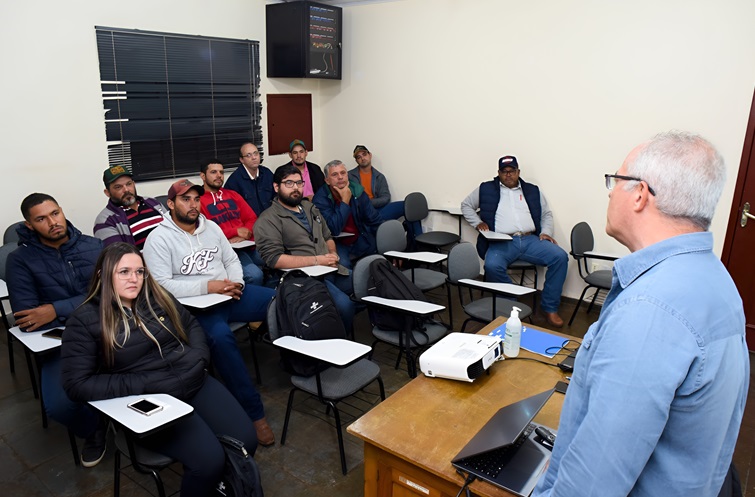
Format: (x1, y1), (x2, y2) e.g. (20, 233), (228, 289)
(2, 0), (754, 300)
(315, 0), (755, 297)
(0, 0), (271, 232)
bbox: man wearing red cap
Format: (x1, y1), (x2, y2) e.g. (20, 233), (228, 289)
(143, 179), (276, 446)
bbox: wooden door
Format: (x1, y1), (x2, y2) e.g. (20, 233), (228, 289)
(722, 87), (755, 351)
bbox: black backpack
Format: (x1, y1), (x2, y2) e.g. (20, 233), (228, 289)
(215, 434), (263, 497)
(275, 270), (347, 376)
(366, 258), (429, 332)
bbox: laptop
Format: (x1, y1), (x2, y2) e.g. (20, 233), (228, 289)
(451, 389), (555, 497)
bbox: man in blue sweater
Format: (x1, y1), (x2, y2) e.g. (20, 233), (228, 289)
(224, 141), (275, 217)
(7, 193), (105, 467)
(313, 159), (383, 269)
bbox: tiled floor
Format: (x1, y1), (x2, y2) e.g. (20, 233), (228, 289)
(1, 290), (753, 496)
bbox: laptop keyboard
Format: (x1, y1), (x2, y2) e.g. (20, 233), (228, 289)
(457, 423), (536, 478)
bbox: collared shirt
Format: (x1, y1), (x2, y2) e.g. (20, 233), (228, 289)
(242, 165), (260, 180)
(460, 181), (554, 236)
(300, 165), (314, 198)
(534, 232), (749, 497)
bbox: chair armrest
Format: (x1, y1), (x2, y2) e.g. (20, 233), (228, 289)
(457, 279), (536, 296)
(361, 296), (445, 316)
(583, 251), (620, 262)
(384, 251), (448, 264)
(282, 265), (338, 277)
(89, 394), (194, 436)
(273, 336), (371, 367)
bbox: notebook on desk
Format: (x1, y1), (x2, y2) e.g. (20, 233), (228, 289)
(451, 389), (555, 497)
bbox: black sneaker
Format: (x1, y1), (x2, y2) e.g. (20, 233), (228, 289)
(80, 423), (107, 468)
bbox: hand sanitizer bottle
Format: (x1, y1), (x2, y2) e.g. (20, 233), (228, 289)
(504, 306), (522, 358)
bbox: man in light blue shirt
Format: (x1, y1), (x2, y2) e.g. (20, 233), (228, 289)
(534, 131), (749, 497)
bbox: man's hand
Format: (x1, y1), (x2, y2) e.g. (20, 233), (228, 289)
(318, 253), (340, 267)
(229, 236), (246, 243)
(476, 222), (490, 232)
(14, 305), (57, 332)
(207, 279), (243, 299)
(335, 185), (352, 204)
(236, 227), (252, 240)
(540, 234), (558, 245)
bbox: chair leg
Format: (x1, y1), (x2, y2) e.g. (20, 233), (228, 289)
(281, 388), (297, 445)
(113, 449), (121, 497)
(377, 376), (386, 400)
(460, 317), (473, 333)
(5, 327), (15, 375)
(24, 348), (39, 399)
(328, 401), (348, 475)
(241, 325), (263, 385)
(68, 428), (80, 467)
(34, 353), (48, 428)
(447, 285), (454, 330)
(586, 289), (601, 314)
(568, 286), (592, 326)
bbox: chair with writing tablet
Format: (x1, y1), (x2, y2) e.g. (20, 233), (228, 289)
(267, 300), (385, 475)
(446, 242), (534, 332)
(3, 221), (23, 245)
(568, 222), (617, 326)
(404, 192), (460, 250)
(0, 242), (18, 374)
(353, 254), (448, 378)
(375, 219), (447, 294)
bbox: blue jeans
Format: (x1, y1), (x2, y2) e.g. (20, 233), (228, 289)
(323, 272), (355, 333)
(378, 201), (423, 250)
(483, 235), (568, 313)
(193, 285), (274, 421)
(237, 249), (264, 286)
(41, 352), (99, 438)
(140, 376), (256, 497)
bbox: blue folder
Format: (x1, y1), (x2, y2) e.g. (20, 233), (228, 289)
(489, 323), (566, 358)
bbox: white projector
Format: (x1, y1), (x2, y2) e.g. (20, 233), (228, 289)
(419, 333), (503, 382)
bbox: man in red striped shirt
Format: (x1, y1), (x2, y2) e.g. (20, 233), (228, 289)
(93, 166), (166, 250)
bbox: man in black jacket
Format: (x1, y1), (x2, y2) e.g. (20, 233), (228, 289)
(6, 193), (106, 467)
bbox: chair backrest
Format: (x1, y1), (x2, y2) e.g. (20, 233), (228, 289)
(0, 243), (17, 280)
(403, 192), (428, 223)
(447, 242), (481, 284)
(3, 222), (24, 245)
(376, 219), (407, 254)
(155, 195), (170, 210)
(570, 222), (595, 257)
(352, 254), (386, 299)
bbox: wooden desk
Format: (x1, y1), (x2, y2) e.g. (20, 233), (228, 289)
(348, 317), (569, 497)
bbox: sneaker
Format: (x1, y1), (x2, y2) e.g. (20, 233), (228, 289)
(80, 424), (107, 468)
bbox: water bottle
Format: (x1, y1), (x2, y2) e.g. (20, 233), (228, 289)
(504, 306), (522, 357)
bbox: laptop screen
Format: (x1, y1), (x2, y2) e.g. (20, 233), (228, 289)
(453, 389), (554, 461)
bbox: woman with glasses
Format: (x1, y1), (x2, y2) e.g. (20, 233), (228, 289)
(60, 242), (257, 497)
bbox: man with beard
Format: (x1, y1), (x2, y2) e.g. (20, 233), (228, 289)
(143, 179), (277, 446)
(93, 165), (166, 249)
(6, 193), (105, 466)
(254, 164), (356, 332)
(283, 139), (325, 200)
(199, 159), (264, 286)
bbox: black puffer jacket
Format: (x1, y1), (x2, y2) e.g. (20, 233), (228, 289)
(61, 296), (210, 402)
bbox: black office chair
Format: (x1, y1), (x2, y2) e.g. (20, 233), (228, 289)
(375, 219), (447, 293)
(403, 192), (460, 250)
(446, 242), (533, 332)
(0, 242), (18, 374)
(113, 426), (179, 497)
(267, 299), (385, 475)
(3, 221), (23, 245)
(568, 222), (617, 326)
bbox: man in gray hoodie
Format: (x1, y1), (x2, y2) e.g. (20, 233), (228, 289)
(143, 179), (276, 446)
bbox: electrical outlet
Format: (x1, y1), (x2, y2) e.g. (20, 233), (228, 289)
(591, 262), (602, 272)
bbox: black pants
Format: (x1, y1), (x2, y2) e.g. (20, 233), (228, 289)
(139, 376), (258, 497)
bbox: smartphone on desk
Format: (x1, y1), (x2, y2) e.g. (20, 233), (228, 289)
(127, 399), (164, 416)
(42, 328), (64, 340)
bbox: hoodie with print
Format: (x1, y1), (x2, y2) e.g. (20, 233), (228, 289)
(199, 188), (257, 241)
(142, 213), (243, 298)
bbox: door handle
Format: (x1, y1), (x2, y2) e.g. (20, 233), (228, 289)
(741, 202), (755, 227)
